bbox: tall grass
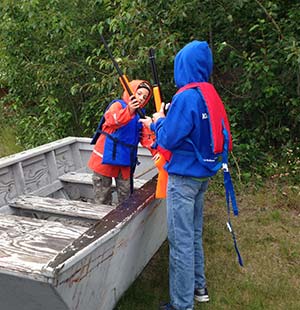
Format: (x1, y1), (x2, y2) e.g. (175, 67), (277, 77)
(0, 126), (23, 157)
(116, 179), (300, 310)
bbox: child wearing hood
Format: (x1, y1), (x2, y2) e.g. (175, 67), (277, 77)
(141, 41), (226, 310)
(88, 80), (156, 205)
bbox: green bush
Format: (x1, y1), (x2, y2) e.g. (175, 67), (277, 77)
(0, 0), (299, 179)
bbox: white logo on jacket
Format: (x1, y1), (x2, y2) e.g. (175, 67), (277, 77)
(202, 113), (208, 119)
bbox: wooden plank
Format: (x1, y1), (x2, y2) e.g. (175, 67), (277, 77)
(58, 172), (148, 188)
(59, 172), (93, 185)
(9, 195), (115, 221)
(47, 176), (159, 269)
(0, 214), (87, 276)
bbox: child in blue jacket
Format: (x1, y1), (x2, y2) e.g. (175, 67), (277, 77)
(141, 41), (222, 310)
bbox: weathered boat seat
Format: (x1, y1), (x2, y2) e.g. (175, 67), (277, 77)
(0, 213), (87, 277)
(58, 172), (148, 189)
(9, 195), (115, 221)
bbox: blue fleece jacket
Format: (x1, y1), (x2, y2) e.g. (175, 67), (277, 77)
(152, 40), (220, 178)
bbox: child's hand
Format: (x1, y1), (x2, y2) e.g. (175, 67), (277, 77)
(139, 116), (152, 128)
(152, 110), (165, 123)
(152, 153), (161, 161)
(151, 102), (167, 122)
(128, 95), (140, 114)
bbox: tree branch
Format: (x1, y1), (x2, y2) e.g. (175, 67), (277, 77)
(255, 0), (283, 40)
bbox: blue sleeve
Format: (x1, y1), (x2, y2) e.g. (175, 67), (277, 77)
(155, 90), (196, 151)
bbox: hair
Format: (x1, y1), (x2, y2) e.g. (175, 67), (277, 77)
(137, 81), (151, 93)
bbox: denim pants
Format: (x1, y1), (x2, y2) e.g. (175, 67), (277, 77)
(167, 174), (209, 310)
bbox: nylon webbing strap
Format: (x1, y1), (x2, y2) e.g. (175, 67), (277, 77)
(224, 170), (243, 266)
(181, 138), (222, 172)
(224, 170), (238, 216)
(223, 126), (243, 267)
(226, 219), (244, 267)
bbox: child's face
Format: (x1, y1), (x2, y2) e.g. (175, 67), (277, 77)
(135, 88), (150, 106)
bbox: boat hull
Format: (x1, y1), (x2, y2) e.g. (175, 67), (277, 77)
(0, 137), (167, 310)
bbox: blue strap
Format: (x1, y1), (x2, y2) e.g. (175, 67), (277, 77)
(224, 170), (243, 266)
(222, 126), (243, 266)
(223, 170), (238, 216)
(181, 138), (222, 172)
(226, 220), (244, 267)
(222, 126), (238, 216)
(91, 99), (126, 145)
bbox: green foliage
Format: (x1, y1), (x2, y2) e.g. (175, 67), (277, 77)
(0, 125), (23, 157)
(0, 0), (299, 178)
(17, 95), (72, 149)
(0, 0), (110, 147)
(211, 1), (300, 174)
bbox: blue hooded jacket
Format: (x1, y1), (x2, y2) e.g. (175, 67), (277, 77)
(153, 40), (220, 178)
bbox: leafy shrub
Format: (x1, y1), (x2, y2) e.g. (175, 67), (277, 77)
(0, 0), (299, 181)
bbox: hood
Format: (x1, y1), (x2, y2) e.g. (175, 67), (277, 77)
(122, 80), (152, 108)
(174, 40), (213, 88)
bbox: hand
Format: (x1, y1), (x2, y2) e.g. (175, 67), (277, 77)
(164, 102), (171, 111)
(152, 102), (167, 122)
(152, 153), (161, 161)
(139, 116), (152, 128)
(152, 111), (165, 123)
(128, 95), (140, 114)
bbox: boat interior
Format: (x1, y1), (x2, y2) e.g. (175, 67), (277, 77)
(0, 137), (157, 278)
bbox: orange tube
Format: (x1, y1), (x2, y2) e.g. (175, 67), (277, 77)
(153, 87), (162, 112)
(154, 155), (168, 199)
(119, 75), (133, 96)
(152, 85), (168, 199)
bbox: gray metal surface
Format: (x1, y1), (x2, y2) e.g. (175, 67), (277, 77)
(0, 137), (167, 310)
(0, 273), (69, 310)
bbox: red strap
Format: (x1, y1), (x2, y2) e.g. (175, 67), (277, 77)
(157, 145), (172, 161)
(176, 82), (232, 153)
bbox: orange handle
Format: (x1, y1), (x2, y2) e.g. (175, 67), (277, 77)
(119, 75), (133, 96)
(153, 85), (168, 199)
(153, 86), (162, 112)
(155, 155), (168, 199)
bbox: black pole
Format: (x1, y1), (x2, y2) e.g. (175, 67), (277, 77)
(149, 48), (166, 113)
(100, 35), (145, 118)
(149, 48), (161, 89)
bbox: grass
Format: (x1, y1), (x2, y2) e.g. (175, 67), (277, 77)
(115, 178), (300, 310)
(0, 125), (23, 157)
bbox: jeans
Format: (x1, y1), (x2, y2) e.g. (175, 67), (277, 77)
(167, 174), (209, 310)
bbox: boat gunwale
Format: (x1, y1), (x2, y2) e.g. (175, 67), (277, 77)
(0, 136), (149, 170)
(0, 137), (81, 169)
